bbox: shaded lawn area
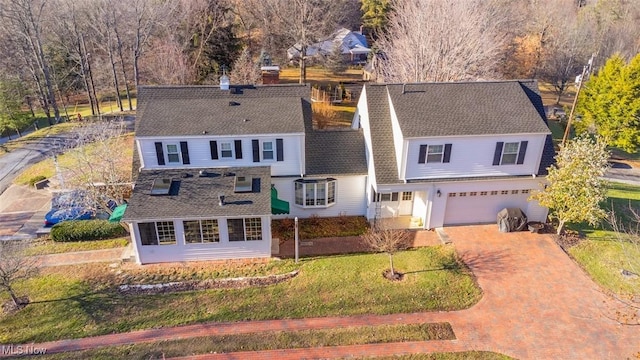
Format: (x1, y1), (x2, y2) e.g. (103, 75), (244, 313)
(566, 182), (640, 295)
(24, 237), (130, 256)
(0, 246), (480, 344)
(22, 323), (455, 359)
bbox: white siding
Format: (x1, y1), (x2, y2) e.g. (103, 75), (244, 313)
(404, 134), (548, 180)
(271, 175), (367, 219)
(131, 216), (272, 264)
(137, 134), (304, 176)
(388, 94), (406, 180)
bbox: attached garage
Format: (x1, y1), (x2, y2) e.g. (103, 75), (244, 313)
(443, 189), (532, 225)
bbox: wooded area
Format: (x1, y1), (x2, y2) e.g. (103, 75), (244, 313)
(0, 0), (638, 134)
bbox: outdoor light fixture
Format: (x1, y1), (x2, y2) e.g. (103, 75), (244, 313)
(218, 194), (225, 206)
(437, 189), (442, 197)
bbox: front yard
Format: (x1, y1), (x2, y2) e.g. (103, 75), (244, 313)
(0, 246), (480, 344)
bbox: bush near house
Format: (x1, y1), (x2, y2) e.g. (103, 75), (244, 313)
(50, 220), (127, 242)
(272, 216), (369, 240)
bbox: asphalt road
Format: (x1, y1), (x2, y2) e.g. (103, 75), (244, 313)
(0, 117), (134, 196)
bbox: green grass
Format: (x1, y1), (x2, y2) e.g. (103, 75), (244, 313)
(0, 122), (79, 155)
(23, 323), (455, 359)
(24, 237), (129, 256)
(0, 246), (480, 343)
(566, 182), (640, 295)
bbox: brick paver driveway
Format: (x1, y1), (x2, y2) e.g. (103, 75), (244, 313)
(444, 225), (639, 359)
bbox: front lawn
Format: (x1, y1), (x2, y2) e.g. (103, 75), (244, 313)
(26, 323), (455, 359)
(24, 237), (130, 256)
(0, 246), (480, 343)
(566, 182), (640, 296)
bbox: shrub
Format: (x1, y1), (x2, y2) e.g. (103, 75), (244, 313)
(28, 175), (47, 187)
(51, 220), (127, 242)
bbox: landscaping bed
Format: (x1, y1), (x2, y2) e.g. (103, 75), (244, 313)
(0, 246), (479, 343)
(272, 215), (369, 241)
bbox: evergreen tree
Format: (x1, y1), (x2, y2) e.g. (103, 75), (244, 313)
(361, 0), (390, 36)
(325, 43), (347, 75)
(575, 53), (640, 153)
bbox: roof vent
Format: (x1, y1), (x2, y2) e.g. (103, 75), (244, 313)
(234, 176), (253, 193)
(229, 101), (240, 106)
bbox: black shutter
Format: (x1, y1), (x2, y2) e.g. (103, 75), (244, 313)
(210, 141), (218, 160)
(154, 142), (165, 165)
(418, 144), (427, 164)
(443, 143), (452, 163)
(234, 140), (243, 159)
(391, 192), (399, 201)
(372, 189), (377, 202)
(180, 141), (190, 164)
(493, 142), (504, 165)
(276, 138), (284, 161)
(252, 139), (260, 162)
(516, 141), (528, 164)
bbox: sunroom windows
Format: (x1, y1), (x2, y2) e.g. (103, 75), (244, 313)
(294, 178), (336, 208)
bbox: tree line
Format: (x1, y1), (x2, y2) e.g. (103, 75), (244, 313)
(0, 0), (638, 135)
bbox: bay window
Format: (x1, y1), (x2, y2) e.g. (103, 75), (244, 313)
(294, 178), (336, 208)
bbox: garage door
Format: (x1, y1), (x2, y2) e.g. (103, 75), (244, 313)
(443, 189), (531, 225)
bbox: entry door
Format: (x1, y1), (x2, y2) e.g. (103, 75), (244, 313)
(398, 191), (413, 216)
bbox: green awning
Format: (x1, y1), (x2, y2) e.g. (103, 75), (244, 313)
(108, 204), (128, 222)
(271, 186), (290, 215)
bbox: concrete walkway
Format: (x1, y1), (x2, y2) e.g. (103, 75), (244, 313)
(6, 225), (639, 359)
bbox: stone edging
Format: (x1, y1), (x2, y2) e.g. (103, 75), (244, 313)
(118, 270), (299, 295)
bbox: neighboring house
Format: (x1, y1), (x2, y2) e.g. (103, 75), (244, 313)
(353, 80), (555, 229)
(122, 84), (367, 264)
(287, 28), (371, 65)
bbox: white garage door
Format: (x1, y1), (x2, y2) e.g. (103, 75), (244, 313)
(444, 189), (531, 225)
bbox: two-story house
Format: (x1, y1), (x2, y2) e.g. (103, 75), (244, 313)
(353, 80), (555, 229)
(122, 84), (367, 264)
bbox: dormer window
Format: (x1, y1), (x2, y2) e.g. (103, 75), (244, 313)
(418, 144), (452, 164)
(220, 142), (233, 158)
(166, 144), (180, 163)
(263, 141), (274, 160)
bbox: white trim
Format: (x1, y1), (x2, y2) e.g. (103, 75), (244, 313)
(402, 131), (551, 140)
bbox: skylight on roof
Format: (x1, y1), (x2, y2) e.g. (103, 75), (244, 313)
(234, 176), (253, 193)
(151, 178), (172, 195)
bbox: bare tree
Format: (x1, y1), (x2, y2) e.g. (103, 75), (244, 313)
(362, 222), (411, 279)
(241, 0), (339, 84)
(59, 121), (132, 211)
(230, 47), (261, 85)
(0, 240), (39, 309)
(376, 0), (512, 83)
(0, 0), (61, 124)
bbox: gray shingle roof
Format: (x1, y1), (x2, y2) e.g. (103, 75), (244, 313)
(303, 100), (368, 176)
(122, 166), (271, 221)
(136, 85), (309, 137)
(365, 80), (554, 184)
(386, 81), (552, 137)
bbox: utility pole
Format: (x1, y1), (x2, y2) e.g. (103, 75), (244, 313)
(562, 54), (595, 146)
